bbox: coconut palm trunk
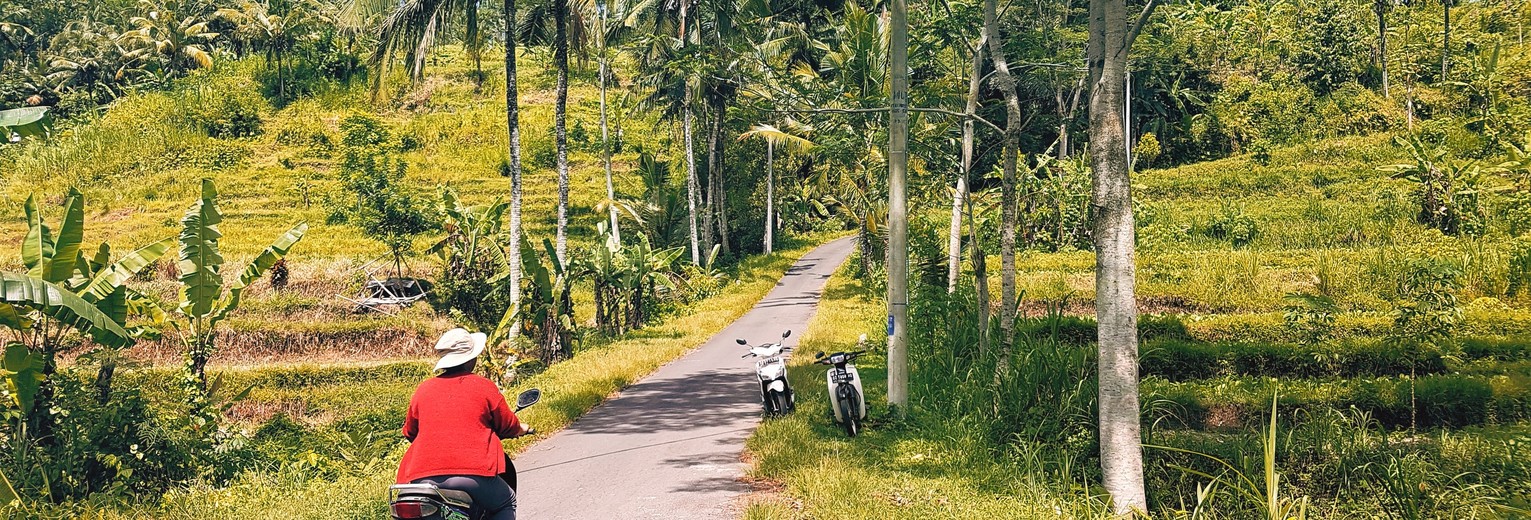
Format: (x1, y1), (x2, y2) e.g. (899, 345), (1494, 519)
(505, 0), (525, 344)
(765, 140), (774, 254)
(599, 0), (621, 243)
(709, 100), (730, 255)
(684, 98), (701, 264)
(554, 0), (571, 264)
(700, 108), (717, 254)
(1088, 0), (1157, 512)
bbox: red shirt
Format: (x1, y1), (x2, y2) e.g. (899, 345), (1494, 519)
(396, 373), (522, 484)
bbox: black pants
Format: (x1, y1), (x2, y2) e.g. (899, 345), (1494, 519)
(414, 474), (517, 520)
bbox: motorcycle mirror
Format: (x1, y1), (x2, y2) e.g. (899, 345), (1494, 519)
(736, 338), (748, 345)
(814, 351), (825, 359)
(515, 388), (542, 410)
(782, 330), (792, 338)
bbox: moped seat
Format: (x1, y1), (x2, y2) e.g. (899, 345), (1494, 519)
(391, 483), (474, 509)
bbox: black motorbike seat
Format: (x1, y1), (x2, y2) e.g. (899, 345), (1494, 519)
(436, 488), (473, 508)
(391, 483), (474, 510)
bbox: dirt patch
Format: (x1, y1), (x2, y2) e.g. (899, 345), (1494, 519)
(1205, 403), (1244, 430)
(226, 398), (311, 424)
(125, 327), (436, 365)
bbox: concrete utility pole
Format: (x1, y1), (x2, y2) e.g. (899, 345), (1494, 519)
(886, 0), (910, 414)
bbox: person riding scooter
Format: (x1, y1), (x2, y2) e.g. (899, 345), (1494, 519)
(396, 328), (531, 520)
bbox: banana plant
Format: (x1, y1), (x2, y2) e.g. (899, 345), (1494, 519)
(3, 188), (174, 430)
(620, 235), (683, 329)
(519, 238), (575, 364)
(172, 179), (307, 391)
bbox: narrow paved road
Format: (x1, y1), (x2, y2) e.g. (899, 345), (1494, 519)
(513, 237), (855, 519)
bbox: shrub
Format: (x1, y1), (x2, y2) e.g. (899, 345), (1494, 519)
(1146, 374), (1531, 430)
(1206, 202), (1259, 247)
(179, 83), (265, 138)
(0, 373), (205, 502)
(1413, 375), (1494, 428)
(1508, 240), (1531, 298)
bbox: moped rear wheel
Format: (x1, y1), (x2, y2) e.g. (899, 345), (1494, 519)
(771, 391), (791, 416)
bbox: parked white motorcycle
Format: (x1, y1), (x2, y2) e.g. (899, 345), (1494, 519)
(814, 334), (869, 437)
(739, 330), (795, 415)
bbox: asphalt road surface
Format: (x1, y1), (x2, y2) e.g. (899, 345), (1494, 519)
(513, 237), (856, 519)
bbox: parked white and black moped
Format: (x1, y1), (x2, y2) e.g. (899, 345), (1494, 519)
(740, 330), (795, 415)
(814, 334), (869, 437)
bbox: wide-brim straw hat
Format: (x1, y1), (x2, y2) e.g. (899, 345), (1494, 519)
(434, 328), (487, 371)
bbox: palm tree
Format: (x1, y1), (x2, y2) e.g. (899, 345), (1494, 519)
(369, 0), (484, 92)
(120, 0), (218, 78)
(217, 0), (318, 102)
(627, 0), (702, 263)
(740, 123), (815, 254)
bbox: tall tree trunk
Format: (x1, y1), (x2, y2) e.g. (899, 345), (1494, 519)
(765, 140), (774, 254)
(554, 0), (570, 264)
(468, 4), (482, 89)
(700, 110), (716, 254)
(983, 0), (1022, 365)
(505, 0), (524, 345)
(711, 101), (731, 255)
(1089, 0), (1156, 513)
(681, 2), (700, 264)
(950, 37), (984, 295)
(967, 188), (991, 355)
(947, 177), (967, 294)
(1377, 0), (1390, 98)
(599, 0), (620, 243)
(1442, 0), (1451, 80)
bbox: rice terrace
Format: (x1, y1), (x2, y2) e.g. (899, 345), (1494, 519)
(1, 0), (1530, 517)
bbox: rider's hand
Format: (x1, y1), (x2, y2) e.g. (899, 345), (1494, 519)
(515, 423), (533, 437)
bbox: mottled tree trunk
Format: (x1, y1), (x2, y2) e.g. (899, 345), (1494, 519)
(554, 0), (570, 264)
(983, 0), (1022, 366)
(599, 1), (620, 243)
(949, 37), (984, 295)
(505, 0), (524, 345)
(1088, 0), (1155, 512)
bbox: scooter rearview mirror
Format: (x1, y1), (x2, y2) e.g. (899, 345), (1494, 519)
(782, 330), (792, 338)
(815, 351), (825, 359)
(515, 388), (542, 410)
(736, 338), (748, 345)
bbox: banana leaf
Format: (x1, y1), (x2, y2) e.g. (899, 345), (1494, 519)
(0, 464), (16, 505)
(3, 342), (43, 414)
(0, 273), (132, 348)
(43, 188), (84, 284)
(0, 304), (32, 330)
(21, 195), (54, 274)
(178, 179), (225, 317)
(212, 222), (307, 324)
(79, 237), (176, 303)
(0, 106), (51, 139)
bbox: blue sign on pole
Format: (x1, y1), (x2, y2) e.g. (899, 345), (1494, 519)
(886, 315), (895, 336)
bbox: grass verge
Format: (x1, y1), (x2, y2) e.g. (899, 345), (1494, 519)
(742, 263), (1112, 519)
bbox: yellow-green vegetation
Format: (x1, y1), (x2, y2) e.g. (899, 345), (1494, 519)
(52, 237), (832, 519)
(745, 263), (1113, 519)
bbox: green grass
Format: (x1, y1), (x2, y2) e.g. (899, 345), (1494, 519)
(743, 263), (1114, 519)
(61, 235), (838, 519)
